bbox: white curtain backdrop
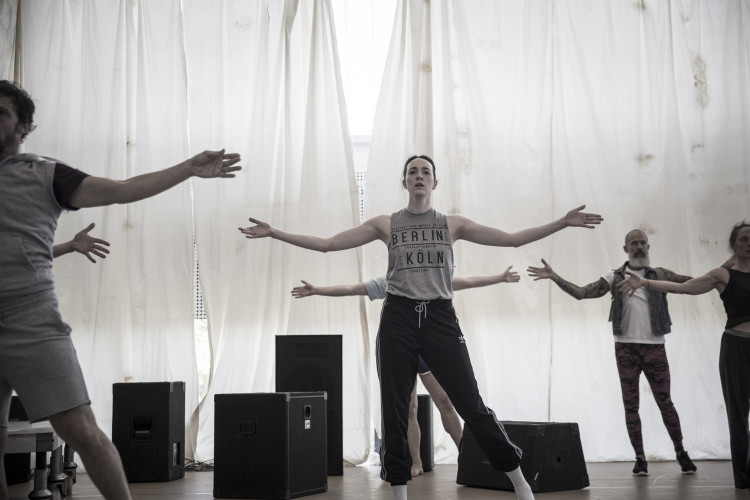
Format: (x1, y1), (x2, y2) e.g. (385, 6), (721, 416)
(0, 0), (16, 78)
(4, 0), (200, 455)
(365, 0), (749, 464)
(181, 0), (366, 462)
(2, 0), (748, 469)
(2, 0), (366, 465)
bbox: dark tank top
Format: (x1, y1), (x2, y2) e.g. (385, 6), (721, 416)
(720, 269), (750, 329)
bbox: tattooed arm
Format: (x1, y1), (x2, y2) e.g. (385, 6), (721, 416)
(660, 268), (692, 284)
(527, 258), (610, 300)
(555, 276), (610, 300)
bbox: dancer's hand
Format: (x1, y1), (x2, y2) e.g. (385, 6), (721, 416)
(239, 218), (273, 238)
(499, 266), (520, 283)
(616, 271), (646, 296)
(190, 149), (242, 178)
(71, 223), (110, 263)
(563, 205), (603, 229)
(291, 280), (316, 298)
(527, 259), (557, 281)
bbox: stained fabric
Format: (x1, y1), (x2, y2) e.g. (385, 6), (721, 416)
(365, 0), (749, 463)
(1, 0), (747, 468)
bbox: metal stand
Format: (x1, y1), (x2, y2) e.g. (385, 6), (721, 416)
(28, 452), (52, 500)
(5, 422), (78, 499)
(63, 445), (77, 495)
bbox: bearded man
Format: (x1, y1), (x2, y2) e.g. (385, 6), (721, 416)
(527, 229), (697, 477)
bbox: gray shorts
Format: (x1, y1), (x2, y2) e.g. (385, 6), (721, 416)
(0, 290), (90, 426)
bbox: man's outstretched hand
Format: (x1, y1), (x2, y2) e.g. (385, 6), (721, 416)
(190, 149), (242, 178)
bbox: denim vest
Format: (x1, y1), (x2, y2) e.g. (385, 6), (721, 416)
(609, 262), (672, 336)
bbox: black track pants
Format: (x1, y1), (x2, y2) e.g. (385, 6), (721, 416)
(719, 330), (750, 489)
(376, 293), (522, 484)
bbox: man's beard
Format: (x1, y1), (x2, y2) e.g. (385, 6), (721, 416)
(628, 253), (650, 268)
(0, 129), (16, 154)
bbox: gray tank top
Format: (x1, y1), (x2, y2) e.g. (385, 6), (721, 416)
(386, 208), (454, 300)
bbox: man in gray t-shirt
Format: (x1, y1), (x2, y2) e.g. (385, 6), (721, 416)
(291, 267), (519, 476)
(0, 79), (241, 500)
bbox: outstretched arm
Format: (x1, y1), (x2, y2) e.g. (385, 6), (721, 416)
(239, 215), (389, 253)
(452, 266), (520, 291)
(291, 280), (368, 299)
(451, 205), (603, 247)
(52, 223), (111, 263)
(617, 268), (727, 296)
(527, 258), (609, 300)
(661, 268), (692, 283)
(68, 150), (241, 208)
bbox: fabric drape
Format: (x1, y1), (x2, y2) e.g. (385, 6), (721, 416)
(3, 0), (366, 466)
(366, 0), (749, 463)
(7, 0), (200, 454)
(182, 0), (367, 462)
(0, 0), (16, 77)
(2, 0), (748, 467)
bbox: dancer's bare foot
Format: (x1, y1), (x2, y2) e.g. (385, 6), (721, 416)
(411, 463), (424, 477)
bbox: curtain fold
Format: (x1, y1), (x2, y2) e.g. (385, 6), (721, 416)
(184, 0), (365, 462)
(17, 0), (198, 455)
(12, 0), (363, 465)
(362, 0), (431, 456)
(0, 0), (17, 78)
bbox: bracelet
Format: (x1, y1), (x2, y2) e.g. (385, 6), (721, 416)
(645, 279), (649, 289)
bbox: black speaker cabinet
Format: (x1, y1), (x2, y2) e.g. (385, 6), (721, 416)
(213, 392), (328, 499)
(112, 381), (185, 482)
(3, 453), (30, 485)
(275, 335), (342, 475)
(9, 395), (28, 421)
(417, 394), (433, 472)
(457, 421), (589, 493)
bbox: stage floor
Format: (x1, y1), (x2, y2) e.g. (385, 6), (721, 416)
(7, 460), (745, 499)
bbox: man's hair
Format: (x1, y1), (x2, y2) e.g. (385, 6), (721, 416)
(0, 80), (36, 142)
(729, 220), (750, 252)
(402, 155), (436, 180)
(624, 229), (647, 245)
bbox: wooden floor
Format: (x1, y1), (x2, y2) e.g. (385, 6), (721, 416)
(7, 460), (747, 500)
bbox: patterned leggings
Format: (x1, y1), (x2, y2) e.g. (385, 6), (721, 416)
(615, 342), (684, 456)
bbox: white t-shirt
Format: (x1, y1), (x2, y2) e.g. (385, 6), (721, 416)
(363, 276), (387, 301)
(602, 268), (665, 345)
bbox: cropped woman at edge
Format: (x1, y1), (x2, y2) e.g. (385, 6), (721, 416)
(619, 221), (750, 490)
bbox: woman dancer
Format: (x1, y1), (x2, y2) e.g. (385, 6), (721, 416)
(618, 221), (750, 490)
(240, 155), (602, 500)
(290, 267), (520, 477)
